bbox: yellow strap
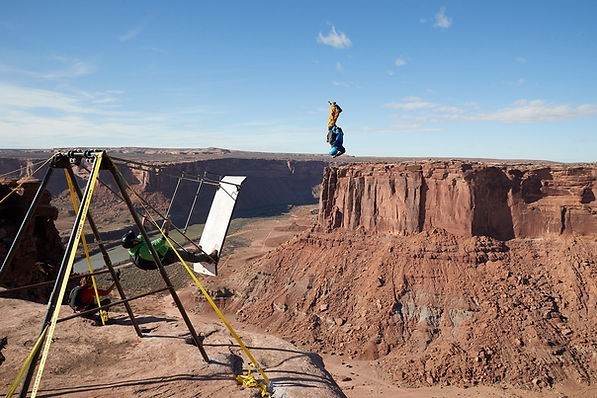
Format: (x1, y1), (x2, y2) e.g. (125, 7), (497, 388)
(64, 170), (108, 324)
(30, 153), (104, 397)
(5, 325), (48, 398)
(235, 364), (270, 397)
(112, 162), (270, 391)
(0, 157), (52, 205)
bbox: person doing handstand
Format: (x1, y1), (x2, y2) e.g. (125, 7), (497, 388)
(326, 101), (346, 158)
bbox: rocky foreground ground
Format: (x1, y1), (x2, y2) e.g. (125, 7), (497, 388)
(3, 206), (594, 397)
(1, 154), (595, 397)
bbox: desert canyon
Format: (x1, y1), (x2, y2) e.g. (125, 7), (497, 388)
(0, 148), (595, 398)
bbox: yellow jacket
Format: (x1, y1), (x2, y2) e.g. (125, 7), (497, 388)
(327, 102), (342, 128)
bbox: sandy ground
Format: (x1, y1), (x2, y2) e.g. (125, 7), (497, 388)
(1, 205), (594, 397)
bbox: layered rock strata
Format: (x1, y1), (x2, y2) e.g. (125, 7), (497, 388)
(320, 161), (595, 240)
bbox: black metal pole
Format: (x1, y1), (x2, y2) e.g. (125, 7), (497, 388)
(0, 264), (130, 296)
(57, 287), (170, 323)
(0, 166), (54, 278)
(104, 156), (210, 362)
(184, 171), (206, 233)
(19, 152), (103, 398)
(164, 174), (183, 224)
(65, 166), (143, 337)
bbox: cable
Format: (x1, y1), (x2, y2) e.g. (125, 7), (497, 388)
(0, 158), (50, 180)
(111, 156), (241, 188)
(0, 156), (53, 206)
(79, 162), (205, 256)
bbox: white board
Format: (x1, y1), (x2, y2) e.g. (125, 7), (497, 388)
(193, 176), (246, 276)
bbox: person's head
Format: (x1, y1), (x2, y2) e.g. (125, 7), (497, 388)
(121, 230), (138, 249)
(80, 276), (92, 287)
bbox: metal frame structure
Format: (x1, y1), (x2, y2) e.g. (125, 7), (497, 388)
(0, 150), (209, 397)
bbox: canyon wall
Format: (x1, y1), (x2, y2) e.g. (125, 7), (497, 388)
(233, 160), (596, 390)
(320, 161), (596, 240)
(0, 154), (326, 227)
(0, 181), (64, 301)
(0, 152), (325, 300)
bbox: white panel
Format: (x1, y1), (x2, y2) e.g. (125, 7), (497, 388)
(193, 176), (246, 276)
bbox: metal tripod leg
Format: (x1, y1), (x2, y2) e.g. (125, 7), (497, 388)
(105, 157), (210, 362)
(64, 167), (142, 337)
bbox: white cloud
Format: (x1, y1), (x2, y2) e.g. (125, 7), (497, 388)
(336, 62), (343, 72)
(332, 80), (350, 88)
(317, 26), (352, 49)
(383, 98), (463, 114)
(0, 82), (90, 113)
(45, 56), (95, 78)
(0, 57), (95, 79)
(383, 97), (597, 124)
(119, 25), (143, 42)
(478, 100), (597, 123)
(384, 100), (436, 111)
(434, 7), (452, 29)
(515, 56), (527, 63)
(0, 81), (238, 148)
(395, 58), (407, 67)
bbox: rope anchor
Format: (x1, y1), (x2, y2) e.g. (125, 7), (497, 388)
(235, 364), (270, 397)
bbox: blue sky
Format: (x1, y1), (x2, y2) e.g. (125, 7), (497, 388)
(0, 1), (595, 162)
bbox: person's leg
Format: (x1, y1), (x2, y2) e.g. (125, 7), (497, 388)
(160, 249), (180, 266)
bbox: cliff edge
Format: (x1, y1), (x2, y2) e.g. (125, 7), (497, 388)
(230, 160), (596, 393)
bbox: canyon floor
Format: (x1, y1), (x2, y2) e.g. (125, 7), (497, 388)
(1, 205), (593, 397)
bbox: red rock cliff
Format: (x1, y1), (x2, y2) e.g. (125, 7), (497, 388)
(320, 161), (596, 240)
(233, 161), (596, 391)
(0, 180), (64, 302)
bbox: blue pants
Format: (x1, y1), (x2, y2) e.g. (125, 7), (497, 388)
(329, 145), (345, 156)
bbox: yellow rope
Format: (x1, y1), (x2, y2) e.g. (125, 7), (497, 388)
(30, 152), (104, 397)
(0, 157), (52, 205)
(4, 326), (48, 398)
(64, 170), (108, 325)
(112, 162), (270, 394)
(235, 364), (270, 397)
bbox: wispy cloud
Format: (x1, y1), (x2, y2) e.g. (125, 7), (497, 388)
(384, 97), (463, 114)
(395, 58), (407, 67)
(317, 26), (352, 49)
(119, 25), (143, 42)
(515, 56), (527, 63)
(0, 81), (236, 148)
(0, 57), (95, 79)
(478, 100), (597, 123)
(336, 62), (343, 72)
(434, 7), (452, 29)
(332, 80), (350, 88)
(46, 56), (95, 78)
(383, 97), (597, 125)
(0, 82), (91, 113)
